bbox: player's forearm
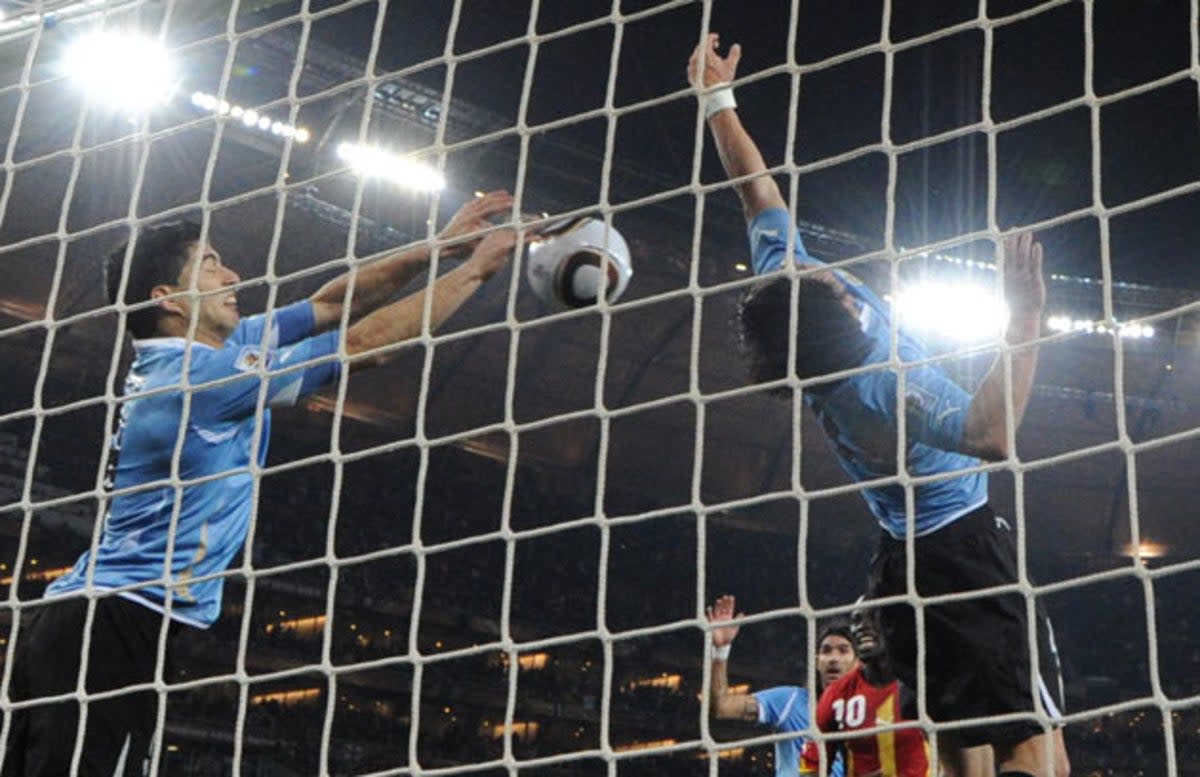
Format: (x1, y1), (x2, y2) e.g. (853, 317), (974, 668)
(707, 109), (787, 220)
(709, 659), (757, 720)
(711, 656), (730, 698)
(310, 242), (436, 329)
(342, 261), (486, 370)
(709, 658), (734, 717)
(963, 314), (1041, 460)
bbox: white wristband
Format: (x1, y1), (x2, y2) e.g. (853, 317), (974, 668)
(704, 85), (737, 119)
(712, 644), (731, 661)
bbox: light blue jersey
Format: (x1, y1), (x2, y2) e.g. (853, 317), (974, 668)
(749, 208), (987, 538)
(48, 301), (339, 627)
(754, 686), (844, 777)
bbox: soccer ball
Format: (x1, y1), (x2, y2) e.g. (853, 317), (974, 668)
(526, 216), (632, 310)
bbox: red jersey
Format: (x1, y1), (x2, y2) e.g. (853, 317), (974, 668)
(815, 666), (930, 777)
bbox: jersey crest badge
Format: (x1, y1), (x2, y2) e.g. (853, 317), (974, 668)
(234, 346), (272, 372)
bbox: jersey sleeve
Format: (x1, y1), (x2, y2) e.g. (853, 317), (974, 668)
(227, 300), (317, 349)
(862, 364), (973, 454)
(747, 208), (822, 275)
(187, 331), (341, 422)
(753, 685), (811, 732)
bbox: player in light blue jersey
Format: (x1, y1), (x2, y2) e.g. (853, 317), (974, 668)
(3, 192), (524, 776)
(690, 34), (1065, 777)
(707, 595), (855, 777)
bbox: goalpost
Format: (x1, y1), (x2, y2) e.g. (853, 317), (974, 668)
(0, 0), (1196, 775)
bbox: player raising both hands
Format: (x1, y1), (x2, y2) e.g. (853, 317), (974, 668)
(689, 32), (1065, 777)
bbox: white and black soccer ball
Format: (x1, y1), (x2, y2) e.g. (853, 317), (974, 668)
(526, 216), (632, 310)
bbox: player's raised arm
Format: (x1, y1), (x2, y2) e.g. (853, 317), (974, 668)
(341, 226), (519, 370)
(688, 33), (787, 222)
(308, 190), (515, 330)
(961, 232), (1046, 460)
(706, 595), (760, 722)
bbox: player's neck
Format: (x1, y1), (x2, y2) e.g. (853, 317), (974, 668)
(862, 659), (894, 687)
(155, 318), (227, 348)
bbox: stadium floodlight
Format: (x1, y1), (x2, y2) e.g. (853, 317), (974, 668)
(336, 142), (446, 192)
(893, 281), (1009, 343)
(62, 31), (177, 115)
(1046, 314), (1155, 340)
(1121, 540), (1168, 559)
(190, 92), (310, 143)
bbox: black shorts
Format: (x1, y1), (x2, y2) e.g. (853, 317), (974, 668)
(867, 504), (1066, 748)
(1, 594), (183, 777)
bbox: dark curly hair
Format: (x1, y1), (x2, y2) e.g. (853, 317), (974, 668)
(104, 220), (202, 339)
(818, 619), (854, 650)
(735, 274), (872, 395)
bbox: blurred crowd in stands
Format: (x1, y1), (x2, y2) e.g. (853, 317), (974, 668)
(1, 394), (1197, 776)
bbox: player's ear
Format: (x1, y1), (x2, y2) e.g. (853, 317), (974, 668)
(151, 284), (186, 317)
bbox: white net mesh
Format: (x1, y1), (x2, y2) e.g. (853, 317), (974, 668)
(0, 0), (1197, 775)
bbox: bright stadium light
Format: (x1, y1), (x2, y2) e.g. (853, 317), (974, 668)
(1121, 539), (1168, 559)
(189, 92), (310, 143)
(63, 31), (177, 115)
(893, 281), (1009, 342)
(336, 142), (446, 192)
(1046, 314), (1155, 340)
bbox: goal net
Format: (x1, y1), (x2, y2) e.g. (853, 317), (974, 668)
(0, 0), (1197, 775)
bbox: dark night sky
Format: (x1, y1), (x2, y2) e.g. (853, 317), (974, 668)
(249, 0), (1200, 288)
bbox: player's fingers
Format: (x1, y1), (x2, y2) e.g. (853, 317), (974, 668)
(472, 189), (509, 207)
(1032, 240), (1043, 272)
(728, 43), (742, 69)
(476, 193), (515, 217)
(1005, 235), (1025, 277)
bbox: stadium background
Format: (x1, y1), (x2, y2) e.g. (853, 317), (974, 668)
(0, 0), (1198, 773)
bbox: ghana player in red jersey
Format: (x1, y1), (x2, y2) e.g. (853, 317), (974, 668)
(814, 604), (931, 777)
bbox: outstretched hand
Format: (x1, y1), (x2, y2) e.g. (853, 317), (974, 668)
(439, 190), (516, 257)
(688, 33), (741, 91)
(463, 228), (518, 282)
(1002, 231), (1045, 319)
(706, 594), (742, 648)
